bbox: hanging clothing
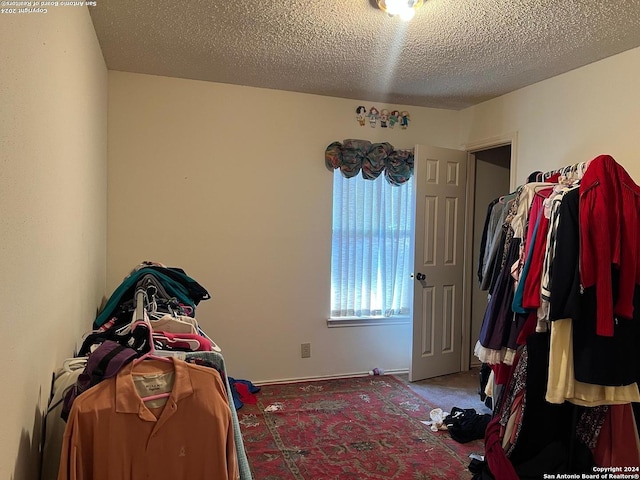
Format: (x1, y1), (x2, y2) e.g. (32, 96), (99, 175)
(480, 196), (515, 291)
(475, 238), (521, 364)
(61, 340), (138, 421)
(58, 358), (239, 480)
(579, 154), (640, 337)
(592, 404), (640, 467)
(153, 331), (215, 352)
(41, 359), (86, 480)
(184, 351), (254, 480)
(503, 333), (574, 468)
(549, 188), (640, 386)
(477, 156), (640, 479)
(538, 184), (580, 330)
(94, 267), (210, 328)
(149, 314), (198, 334)
(546, 318), (640, 406)
(478, 198), (500, 285)
(512, 203), (545, 314)
(510, 183), (556, 243)
(521, 188), (554, 310)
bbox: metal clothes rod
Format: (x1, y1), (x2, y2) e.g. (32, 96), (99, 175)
(135, 288), (146, 322)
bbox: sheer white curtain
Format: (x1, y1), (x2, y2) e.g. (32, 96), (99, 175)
(330, 170), (415, 318)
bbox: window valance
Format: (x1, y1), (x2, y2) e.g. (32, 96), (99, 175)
(325, 139), (414, 186)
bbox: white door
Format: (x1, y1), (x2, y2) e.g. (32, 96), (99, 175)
(409, 145), (468, 381)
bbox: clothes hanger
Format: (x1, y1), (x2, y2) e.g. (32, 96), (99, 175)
(132, 334), (174, 403)
(533, 183), (554, 196)
(198, 329), (222, 352)
(129, 289), (175, 402)
(576, 160), (590, 178)
(138, 390), (173, 403)
(149, 315), (197, 333)
(152, 332), (201, 351)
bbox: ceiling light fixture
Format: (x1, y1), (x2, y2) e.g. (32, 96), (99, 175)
(377, 0), (424, 21)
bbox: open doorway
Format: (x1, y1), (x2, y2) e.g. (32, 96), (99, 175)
(468, 145), (512, 366)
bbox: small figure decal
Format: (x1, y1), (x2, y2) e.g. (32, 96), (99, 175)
(355, 105), (367, 126)
(389, 110), (399, 129)
(380, 109), (389, 128)
(368, 107), (379, 127)
(400, 111), (410, 129)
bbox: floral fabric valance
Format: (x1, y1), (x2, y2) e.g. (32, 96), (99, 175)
(325, 139), (414, 186)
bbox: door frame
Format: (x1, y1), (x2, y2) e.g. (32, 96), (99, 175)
(458, 132), (518, 371)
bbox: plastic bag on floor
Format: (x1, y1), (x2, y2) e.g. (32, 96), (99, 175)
(422, 408), (450, 432)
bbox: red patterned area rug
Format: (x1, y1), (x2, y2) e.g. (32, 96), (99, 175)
(238, 375), (484, 480)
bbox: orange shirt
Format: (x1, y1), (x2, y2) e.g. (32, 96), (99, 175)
(58, 357), (239, 480)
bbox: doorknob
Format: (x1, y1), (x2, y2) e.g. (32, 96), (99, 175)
(416, 273), (426, 281)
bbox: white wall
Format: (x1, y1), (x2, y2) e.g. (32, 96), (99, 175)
(460, 46), (640, 364)
(460, 46), (640, 183)
(0, 7), (107, 480)
(107, 71), (460, 383)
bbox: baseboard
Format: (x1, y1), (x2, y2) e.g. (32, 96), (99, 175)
(254, 368), (410, 386)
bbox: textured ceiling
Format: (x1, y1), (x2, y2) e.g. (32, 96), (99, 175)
(89, 0), (640, 110)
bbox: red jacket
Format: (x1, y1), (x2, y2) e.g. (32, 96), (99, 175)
(579, 154), (640, 336)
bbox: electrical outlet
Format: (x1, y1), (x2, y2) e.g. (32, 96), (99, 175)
(301, 342), (311, 358)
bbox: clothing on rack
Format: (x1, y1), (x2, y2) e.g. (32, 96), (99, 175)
(479, 195), (515, 291)
(41, 359), (87, 480)
(94, 265), (210, 329)
(475, 238), (522, 364)
(548, 187), (640, 387)
(57, 358), (240, 480)
(81, 264), (218, 356)
(546, 318), (640, 406)
(148, 314), (198, 334)
(592, 404), (640, 467)
(475, 155), (640, 475)
(77, 321), (154, 357)
(475, 182), (557, 365)
(45, 263), (254, 480)
(61, 340), (138, 421)
(478, 199), (499, 285)
(153, 330), (216, 352)
(579, 154), (640, 337)
(184, 352), (255, 480)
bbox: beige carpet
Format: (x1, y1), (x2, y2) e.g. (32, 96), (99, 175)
(396, 367), (492, 415)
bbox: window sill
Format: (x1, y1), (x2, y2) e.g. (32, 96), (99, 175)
(326, 316), (411, 328)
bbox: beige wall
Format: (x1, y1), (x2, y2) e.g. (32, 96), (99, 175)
(460, 46), (640, 363)
(0, 7), (107, 480)
(460, 46), (640, 183)
(107, 71), (460, 383)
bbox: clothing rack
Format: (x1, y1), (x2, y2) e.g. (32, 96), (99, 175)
(477, 154), (640, 476)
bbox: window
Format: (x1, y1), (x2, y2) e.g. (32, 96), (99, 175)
(329, 170), (414, 326)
